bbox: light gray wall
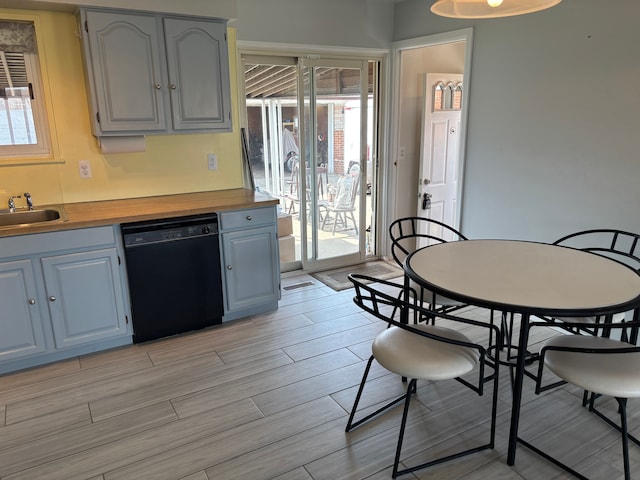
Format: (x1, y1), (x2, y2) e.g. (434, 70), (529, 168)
(395, 0), (640, 241)
(236, 0), (394, 49)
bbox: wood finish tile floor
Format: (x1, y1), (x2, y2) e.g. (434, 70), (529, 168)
(0, 272), (638, 480)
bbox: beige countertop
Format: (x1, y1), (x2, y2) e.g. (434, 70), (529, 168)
(0, 189), (279, 238)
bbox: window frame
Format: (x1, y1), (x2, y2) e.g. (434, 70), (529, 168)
(0, 14), (60, 166)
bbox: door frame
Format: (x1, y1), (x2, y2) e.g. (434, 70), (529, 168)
(237, 41), (390, 273)
(387, 28), (474, 252)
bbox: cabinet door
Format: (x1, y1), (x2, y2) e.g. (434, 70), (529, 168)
(0, 260), (47, 361)
(84, 10), (167, 132)
(163, 17), (231, 131)
(221, 226), (279, 313)
(41, 249), (129, 349)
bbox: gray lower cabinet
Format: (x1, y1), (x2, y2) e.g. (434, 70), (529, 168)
(0, 226), (132, 374)
(80, 8), (231, 135)
(0, 259), (47, 361)
(219, 207), (281, 321)
(41, 249), (129, 349)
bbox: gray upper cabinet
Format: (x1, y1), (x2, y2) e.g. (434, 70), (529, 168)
(80, 9), (231, 136)
(163, 18), (230, 130)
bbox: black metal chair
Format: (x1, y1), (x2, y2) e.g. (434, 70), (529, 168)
(346, 273), (500, 478)
(521, 317), (640, 480)
(523, 230), (640, 404)
(388, 217), (507, 352)
(388, 217), (468, 317)
(547, 229), (640, 338)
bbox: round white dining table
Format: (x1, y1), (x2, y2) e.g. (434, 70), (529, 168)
(404, 239), (640, 466)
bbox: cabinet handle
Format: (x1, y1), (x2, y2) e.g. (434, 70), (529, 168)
(154, 84), (161, 89)
(49, 296), (57, 302)
(170, 84), (177, 90)
(227, 265), (233, 270)
(28, 298), (36, 305)
(246, 215), (253, 221)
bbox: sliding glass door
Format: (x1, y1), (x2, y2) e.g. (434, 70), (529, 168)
(242, 54), (378, 272)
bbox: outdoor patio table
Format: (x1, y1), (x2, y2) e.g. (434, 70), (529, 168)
(403, 239), (640, 466)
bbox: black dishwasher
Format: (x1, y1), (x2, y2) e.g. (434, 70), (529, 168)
(122, 214), (223, 343)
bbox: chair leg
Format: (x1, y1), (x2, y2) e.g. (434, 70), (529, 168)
(519, 396), (635, 480)
(393, 366), (500, 478)
(616, 398), (631, 480)
(589, 396), (640, 448)
(332, 213), (339, 234)
(392, 379), (417, 478)
(346, 355), (375, 432)
(346, 356), (408, 432)
(321, 209), (329, 230)
(348, 211), (358, 234)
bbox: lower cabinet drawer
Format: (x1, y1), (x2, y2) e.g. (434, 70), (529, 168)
(219, 207), (275, 231)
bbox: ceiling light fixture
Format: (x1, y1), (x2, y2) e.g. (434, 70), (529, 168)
(430, 0), (561, 19)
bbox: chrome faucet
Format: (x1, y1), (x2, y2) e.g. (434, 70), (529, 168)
(24, 192), (33, 210)
(8, 195), (21, 213)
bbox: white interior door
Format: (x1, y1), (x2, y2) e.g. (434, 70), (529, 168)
(417, 73), (463, 245)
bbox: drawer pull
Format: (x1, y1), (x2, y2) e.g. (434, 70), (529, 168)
(246, 215), (253, 221)
(227, 265), (233, 270)
(28, 298), (36, 305)
(49, 296), (57, 302)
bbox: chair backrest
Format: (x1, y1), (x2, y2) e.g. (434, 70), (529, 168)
(334, 173), (360, 210)
(553, 229), (640, 272)
(287, 157), (300, 193)
(349, 174), (360, 209)
(389, 217), (468, 268)
(348, 273), (499, 387)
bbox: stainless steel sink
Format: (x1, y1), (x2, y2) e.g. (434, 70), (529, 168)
(0, 206), (67, 228)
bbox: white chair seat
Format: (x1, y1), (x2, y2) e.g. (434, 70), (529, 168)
(544, 335), (640, 398)
(554, 311), (626, 324)
(373, 324), (479, 380)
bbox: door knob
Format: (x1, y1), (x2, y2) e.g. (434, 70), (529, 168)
(227, 265), (233, 270)
(28, 298), (36, 305)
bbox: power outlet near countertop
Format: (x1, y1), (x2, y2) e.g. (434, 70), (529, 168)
(207, 153), (217, 171)
(79, 160), (92, 179)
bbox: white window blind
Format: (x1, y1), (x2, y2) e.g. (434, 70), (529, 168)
(0, 21), (35, 93)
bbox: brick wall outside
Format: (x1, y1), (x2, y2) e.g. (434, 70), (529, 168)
(333, 107), (345, 175)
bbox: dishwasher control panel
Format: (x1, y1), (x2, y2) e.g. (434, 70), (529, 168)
(122, 214), (218, 247)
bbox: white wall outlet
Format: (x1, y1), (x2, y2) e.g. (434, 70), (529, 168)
(399, 147), (406, 160)
(207, 153), (218, 171)
(78, 160), (92, 179)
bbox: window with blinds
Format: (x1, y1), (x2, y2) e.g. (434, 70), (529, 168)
(0, 20), (51, 159)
